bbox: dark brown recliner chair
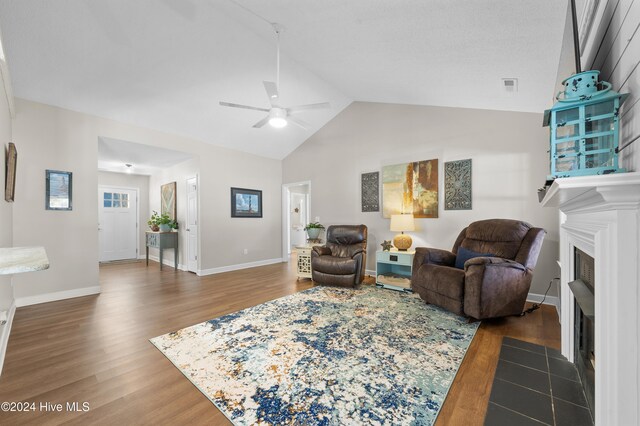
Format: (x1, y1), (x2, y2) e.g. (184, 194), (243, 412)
(412, 219), (545, 319)
(311, 225), (367, 287)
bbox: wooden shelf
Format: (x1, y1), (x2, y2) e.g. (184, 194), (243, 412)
(0, 247), (50, 276)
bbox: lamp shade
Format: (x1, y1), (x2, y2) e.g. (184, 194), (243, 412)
(390, 214), (415, 232)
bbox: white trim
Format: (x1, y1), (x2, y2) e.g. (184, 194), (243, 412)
(15, 286), (101, 308)
(198, 258), (284, 276)
(0, 301), (16, 376)
(146, 254), (187, 271)
(282, 181), (312, 261)
(526, 292), (560, 316)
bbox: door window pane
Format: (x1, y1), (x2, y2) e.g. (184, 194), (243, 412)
(113, 200), (121, 208)
(122, 200), (129, 208)
(104, 192), (112, 200)
(113, 193), (121, 200)
(103, 200), (112, 208)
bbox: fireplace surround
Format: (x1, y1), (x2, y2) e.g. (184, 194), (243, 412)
(542, 172), (640, 425)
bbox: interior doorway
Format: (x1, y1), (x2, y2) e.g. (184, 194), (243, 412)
(98, 186), (139, 262)
(186, 176), (198, 273)
(282, 181), (311, 259)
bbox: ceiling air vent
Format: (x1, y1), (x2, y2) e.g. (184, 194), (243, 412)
(501, 78), (518, 93)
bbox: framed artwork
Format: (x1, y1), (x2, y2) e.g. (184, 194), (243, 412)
(445, 159), (472, 210)
(382, 159), (438, 218)
(5, 142), (17, 202)
(161, 182), (177, 220)
(361, 171), (380, 212)
(231, 187), (262, 218)
(45, 170), (72, 210)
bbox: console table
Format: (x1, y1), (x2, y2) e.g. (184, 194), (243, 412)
(376, 250), (414, 292)
(145, 231), (178, 271)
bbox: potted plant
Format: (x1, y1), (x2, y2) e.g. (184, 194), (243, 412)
(148, 211), (178, 232)
(304, 222), (325, 240)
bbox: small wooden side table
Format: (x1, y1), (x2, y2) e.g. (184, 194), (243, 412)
(294, 245), (313, 281)
(146, 231), (178, 271)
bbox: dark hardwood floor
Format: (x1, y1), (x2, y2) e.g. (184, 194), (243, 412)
(0, 259), (559, 425)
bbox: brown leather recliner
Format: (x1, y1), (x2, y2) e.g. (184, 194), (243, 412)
(311, 225), (367, 287)
(412, 219), (546, 319)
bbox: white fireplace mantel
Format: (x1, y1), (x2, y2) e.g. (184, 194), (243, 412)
(542, 172), (640, 426)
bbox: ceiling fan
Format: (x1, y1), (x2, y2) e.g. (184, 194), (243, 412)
(219, 24), (330, 130)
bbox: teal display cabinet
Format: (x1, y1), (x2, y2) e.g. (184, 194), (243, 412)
(543, 70), (628, 180)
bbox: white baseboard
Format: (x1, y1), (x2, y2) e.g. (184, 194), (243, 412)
(0, 301), (16, 376)
(15, 286), (101, 308)
(527, 292), (560, 315)
(198, 258), (284, 276)
(146, 254), (187, 271)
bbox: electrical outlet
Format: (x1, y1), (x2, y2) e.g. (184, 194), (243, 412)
(315, 216), (320, 222)
(243, 248), (248, 255)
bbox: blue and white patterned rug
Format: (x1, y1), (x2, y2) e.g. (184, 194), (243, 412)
(151, 286), (479, 425)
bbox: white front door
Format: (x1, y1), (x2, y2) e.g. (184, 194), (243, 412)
(99, 186), (138, 262)
(186, 177), (198, 273)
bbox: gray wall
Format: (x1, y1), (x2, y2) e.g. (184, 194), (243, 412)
(11, 99), (282, 302)
(283, 101), (560, 295)
(98, 171), (150, 257)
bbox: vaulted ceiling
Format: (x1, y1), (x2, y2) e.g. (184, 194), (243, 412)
(0, 1), (568, 159)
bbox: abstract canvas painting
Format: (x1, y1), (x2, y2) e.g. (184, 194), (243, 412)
(382, 159), (438, 218)
(161, 182), (177, 220)
(361, 171), (379, 212)
(445, 159), (472, 210)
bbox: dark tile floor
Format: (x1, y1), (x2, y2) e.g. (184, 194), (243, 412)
(484, 337), (593, 426)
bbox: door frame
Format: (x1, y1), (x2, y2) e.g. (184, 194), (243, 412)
(281, 180), (311, 260)
(98, 185), (140, 262)
(186, 175), (200, 273)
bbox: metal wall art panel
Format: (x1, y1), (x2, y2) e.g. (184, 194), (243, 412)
(361, 171), (380, 212)
(444, 159), (472, 210)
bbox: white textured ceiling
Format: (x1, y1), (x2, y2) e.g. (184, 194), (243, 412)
(98, 137), (194, 175)
(0, 1), (567, 159)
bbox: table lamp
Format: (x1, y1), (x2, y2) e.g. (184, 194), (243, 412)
(390, 214), (415, 251)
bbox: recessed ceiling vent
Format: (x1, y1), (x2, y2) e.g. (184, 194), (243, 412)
(501, 78), (518, 93)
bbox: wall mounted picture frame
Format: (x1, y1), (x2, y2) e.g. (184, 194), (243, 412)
(5, 142), (17, 202)
(361, 171), (380, 212)
(231, 187), (262, 218)
(161, 181), (177, 220)
(45, 169), (72, 210)
(444, 159), (472, 210)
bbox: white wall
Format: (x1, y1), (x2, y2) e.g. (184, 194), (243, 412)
(98, 171), (150, 256)
(11, 99), (282, 303)
(579, 0), (640, 171)
(0, 63), (13, 315)
(148, 159), (199, 269)
(283, 102), (560, 295)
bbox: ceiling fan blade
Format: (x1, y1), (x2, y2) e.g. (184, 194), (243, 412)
(252, 115), (271, 128)
(287, 102), (331, 113)
(263, 81), (279, 106)
(219, 101), (270, 112)
(287, 116), (310, 130)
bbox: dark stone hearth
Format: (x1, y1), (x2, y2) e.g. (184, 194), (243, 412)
(485, 338), (593, 426)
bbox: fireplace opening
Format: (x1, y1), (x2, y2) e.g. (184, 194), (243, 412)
(569, 248), (595, 418)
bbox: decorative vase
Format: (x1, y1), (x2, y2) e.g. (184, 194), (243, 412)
(306, 228), (321, 240)
(159, 224), (171, 232)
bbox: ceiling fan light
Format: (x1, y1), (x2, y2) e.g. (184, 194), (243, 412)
(268, 108), (288, 128)
(269, 117), (287, 128)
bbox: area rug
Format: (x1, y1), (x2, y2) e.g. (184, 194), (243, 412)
(150, 286), (479, 425)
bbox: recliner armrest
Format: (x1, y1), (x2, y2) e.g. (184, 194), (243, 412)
(464, 256), (526, 272)
(350, 248), (364, 258)
(413, 247), (456, 271)
(312, 246), (332, 256)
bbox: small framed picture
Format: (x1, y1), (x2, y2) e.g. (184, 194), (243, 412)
(46, 170), (73, 211)
(5, 142), (17, 202)
(231, 187), (262, 218)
